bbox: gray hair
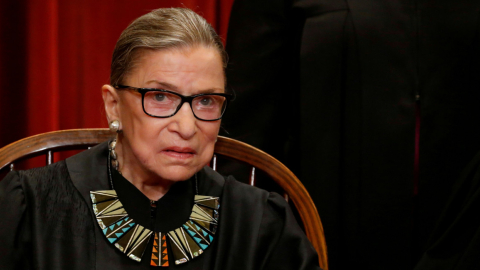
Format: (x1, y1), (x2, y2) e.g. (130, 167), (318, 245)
(110, 8), (227, 86)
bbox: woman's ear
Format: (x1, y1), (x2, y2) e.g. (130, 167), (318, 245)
(102, 84), (122, 128)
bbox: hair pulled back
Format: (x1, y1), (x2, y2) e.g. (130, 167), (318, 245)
(110, 8), (227, 86)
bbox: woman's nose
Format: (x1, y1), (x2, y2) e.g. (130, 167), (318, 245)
(169, 102), (197, 139)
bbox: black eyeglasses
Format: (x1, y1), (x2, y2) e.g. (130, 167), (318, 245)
(114, 85), (233, 121)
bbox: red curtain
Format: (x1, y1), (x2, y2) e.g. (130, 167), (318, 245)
(0, 0), (233, 149)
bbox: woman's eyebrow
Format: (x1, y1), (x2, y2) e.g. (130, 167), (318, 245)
(196, 88), (224, 94)
(146, 80), (224, 93)
(145, 80), (178, 90)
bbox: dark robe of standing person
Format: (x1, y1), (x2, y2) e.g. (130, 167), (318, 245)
(414, 150), (480, 270)
(223, 0), (480, 269)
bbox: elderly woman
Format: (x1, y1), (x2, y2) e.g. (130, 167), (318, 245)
(0, 8), (320, 270)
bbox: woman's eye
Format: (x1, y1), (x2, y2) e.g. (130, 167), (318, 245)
(199, 97), (213, 106)
(154, 93), (166, 102)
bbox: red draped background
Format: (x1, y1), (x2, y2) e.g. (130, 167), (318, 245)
(0, 0), (234, 149)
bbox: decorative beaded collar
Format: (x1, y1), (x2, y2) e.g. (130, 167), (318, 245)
(89, 144), (220, 266)
(90, 191), (219, 266)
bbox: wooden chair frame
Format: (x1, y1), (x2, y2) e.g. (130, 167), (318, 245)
(0, 129), (328, 269)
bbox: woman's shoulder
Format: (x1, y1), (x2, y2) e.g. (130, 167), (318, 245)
(0, 160), (90, 230)
(225, 175), (269, 196)
(1, 140), (109, 189)
(1, 141), (110, 202)
(0, 161), (77, 204)
(201, 166), (271, 200)
(2, 161), (69, 188)
(21, 160), (68, 177)
(201, 166), (288, 213)
(220, 172), (291, 213)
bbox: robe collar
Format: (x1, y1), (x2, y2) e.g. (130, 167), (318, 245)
(65, 141), (226, 230)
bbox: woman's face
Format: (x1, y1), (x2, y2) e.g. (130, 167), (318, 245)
(103, 46), (224, 183)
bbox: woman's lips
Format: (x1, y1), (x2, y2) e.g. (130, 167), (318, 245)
(161, 147), (196, 159)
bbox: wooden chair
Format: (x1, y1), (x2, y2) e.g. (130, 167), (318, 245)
(0, 128), (328, 269)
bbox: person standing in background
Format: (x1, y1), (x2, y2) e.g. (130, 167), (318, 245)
(224, 0), (480, 269)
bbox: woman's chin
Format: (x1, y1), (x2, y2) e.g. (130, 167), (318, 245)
(153, 166), (199, 183)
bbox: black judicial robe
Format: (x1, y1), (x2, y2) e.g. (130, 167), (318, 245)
(224, 0), (480, 269)
(414, 151), (480, 270)
(0, 142), (320, 270)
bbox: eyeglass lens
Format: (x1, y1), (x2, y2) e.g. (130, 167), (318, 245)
(143, 91), (227, 120)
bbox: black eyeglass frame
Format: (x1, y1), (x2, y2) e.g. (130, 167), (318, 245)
(114, 85), (233, 121)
